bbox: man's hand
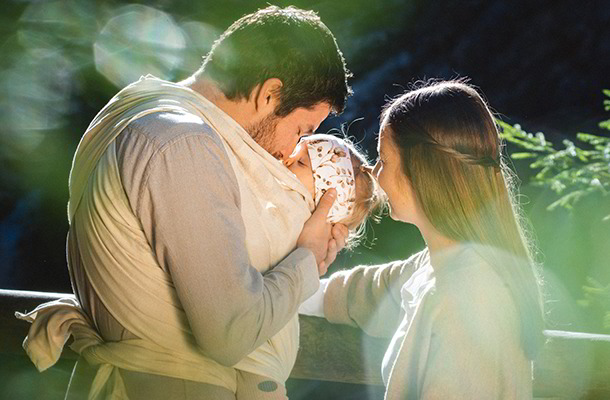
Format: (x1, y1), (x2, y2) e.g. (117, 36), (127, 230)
(317, 222), (349, 275)
(297, 189), (337, 275)
(331, 223), (349, 253)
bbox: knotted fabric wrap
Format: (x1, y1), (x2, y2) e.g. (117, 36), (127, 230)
(305, 134), (356, 223)
(15, 75), (315, 399)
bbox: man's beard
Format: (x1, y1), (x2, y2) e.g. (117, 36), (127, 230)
(246, 114), (282, 160)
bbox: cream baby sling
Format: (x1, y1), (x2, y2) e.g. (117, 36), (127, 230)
(16, 75), (315, 399)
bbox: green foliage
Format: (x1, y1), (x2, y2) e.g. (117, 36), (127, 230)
(577, 277), (610, 333)
(499, 91), (610, 333)
(497, 90), (610, 219)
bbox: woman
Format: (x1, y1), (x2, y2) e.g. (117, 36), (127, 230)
(302, 80), (545, 399)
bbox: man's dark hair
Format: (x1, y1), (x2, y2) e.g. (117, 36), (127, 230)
(199, 6), (352, 117)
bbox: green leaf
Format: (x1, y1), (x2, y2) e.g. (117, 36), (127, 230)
(550, 180), (567, 193)
(511, 152), (539, 159)
(547, 190), (585, 211)
(504, 136), (549, 151)
(575, 148), (589, 162)
(577, 132), (610, 145)
(533, 166), (552, 180)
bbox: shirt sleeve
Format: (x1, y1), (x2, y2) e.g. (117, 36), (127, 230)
(323, 250), (427, 338)
(298, 278), (328, 317)
(122, 123), (319, 366)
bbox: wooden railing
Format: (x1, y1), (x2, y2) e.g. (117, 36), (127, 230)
(3, 289), (610, 399)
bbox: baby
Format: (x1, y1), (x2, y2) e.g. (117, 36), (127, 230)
(283, 133), (382, 247)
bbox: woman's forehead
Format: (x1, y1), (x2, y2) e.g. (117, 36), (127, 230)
(378, 126), (391, 151)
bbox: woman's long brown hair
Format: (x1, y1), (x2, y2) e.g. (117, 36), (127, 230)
(382, 80), (544, 359)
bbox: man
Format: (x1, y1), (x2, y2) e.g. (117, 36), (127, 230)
(18, 6), (351, 399)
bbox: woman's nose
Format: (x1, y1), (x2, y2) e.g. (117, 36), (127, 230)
(361, 165), (374, 176)
(284, 142), (303, 166)
(370, 162), (381, 178)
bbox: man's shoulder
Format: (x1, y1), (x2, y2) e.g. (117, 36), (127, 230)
(115, 110), (234, 191)
(127, 110), (222, 149)
(115, 109), (241, 211)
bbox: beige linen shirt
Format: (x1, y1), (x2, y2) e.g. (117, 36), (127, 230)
(67, 108), (318, 397)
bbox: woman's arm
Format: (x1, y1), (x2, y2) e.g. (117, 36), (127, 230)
(323, 249), (428, 338)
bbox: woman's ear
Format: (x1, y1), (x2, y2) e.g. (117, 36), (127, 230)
(254, 78), (283, 115)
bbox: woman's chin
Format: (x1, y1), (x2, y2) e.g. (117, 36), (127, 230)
(389, 207), (402, 222)
(389, 207), (410, 224)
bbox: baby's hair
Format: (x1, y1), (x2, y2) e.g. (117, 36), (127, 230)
(331, 137), (384, 249)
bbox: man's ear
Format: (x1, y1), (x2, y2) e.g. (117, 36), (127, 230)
(253, 78), (283, 115)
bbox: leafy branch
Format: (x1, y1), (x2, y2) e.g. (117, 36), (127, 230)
(499, 91), (610, 333)
(497, 89), (610, 219)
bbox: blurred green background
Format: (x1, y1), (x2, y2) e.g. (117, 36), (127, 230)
(1, 0), (609, 398)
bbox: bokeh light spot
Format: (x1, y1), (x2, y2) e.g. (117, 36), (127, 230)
(94, 5), (186, 88)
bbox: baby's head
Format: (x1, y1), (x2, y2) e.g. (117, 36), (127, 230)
(284, 133), (382, 246)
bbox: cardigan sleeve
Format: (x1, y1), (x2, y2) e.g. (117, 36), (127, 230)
(323, 249), (428, 338)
